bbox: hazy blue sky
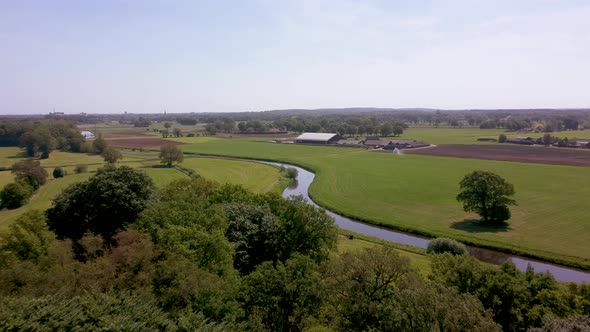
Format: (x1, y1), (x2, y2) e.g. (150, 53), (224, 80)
(1, 0), (589, 114)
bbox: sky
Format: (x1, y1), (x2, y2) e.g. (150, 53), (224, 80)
(1, 0), (589, 114)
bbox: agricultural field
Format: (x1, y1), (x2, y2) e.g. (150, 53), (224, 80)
(169, 136), (590, 269)
(181, 157), (285, 193)
(406, 144), (590, 167)
(394, 127), (590, 145)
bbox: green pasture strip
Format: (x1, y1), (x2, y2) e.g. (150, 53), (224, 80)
(0, 147), (28, 168)
(143, 168), (187, 188)
(0, 174), (92, 231)
(170, 137), (590, 269)
(336, 231), (431, 274)
(78, 123), (157, 135)
(148, 122), (204, 132)
(180, 156), (285, 194)
(0, 172), (15, 188)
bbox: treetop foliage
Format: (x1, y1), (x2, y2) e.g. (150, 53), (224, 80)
(11, 159), (48, 190)
(46, 166), (155, 243)
(457, 170), (516, 223)
(159, 145), (184, 166)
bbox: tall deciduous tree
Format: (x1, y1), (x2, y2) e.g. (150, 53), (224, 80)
(19, 126), (57, 159)
(456, 171), (516, 223)
(101, 146), (123, 164)
(159, 145), (184, 166)
(11, 159), (48, 190)
(46, 166), (155, 243)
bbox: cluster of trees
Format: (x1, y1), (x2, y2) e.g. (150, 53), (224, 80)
(270, 117), (408, 137)
(0, 160), (48, 209)
(205, 119), (236, 135)
(91, 135), (123, 163)
(160, 127), (183, 138)
(0, 119), (86, 158)
(0, 165), (588, 330)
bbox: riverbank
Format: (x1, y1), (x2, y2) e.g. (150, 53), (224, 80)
(174, 138), (590, 272)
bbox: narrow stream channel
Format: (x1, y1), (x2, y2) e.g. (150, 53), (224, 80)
(264, 161), (590, 283)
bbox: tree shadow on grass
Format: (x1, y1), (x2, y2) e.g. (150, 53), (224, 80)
(6, 151), (28, 159)
(450, 219), (511, 233)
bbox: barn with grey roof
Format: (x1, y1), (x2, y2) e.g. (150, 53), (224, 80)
(295, 133), (344, 144)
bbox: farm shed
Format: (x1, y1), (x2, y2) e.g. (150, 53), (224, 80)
(506, 137), (534, 145)
(383, 140), (430, 150)
(363, 138), (386, 147)
(336, 140), (362, 146)
(295, 133), (343, 144)
(81, 131), (96, 139)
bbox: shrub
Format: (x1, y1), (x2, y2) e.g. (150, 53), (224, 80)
(52, 167), (65, 178)
(426, 238), (468, 255)
(498, 134), (507, 143)
(74, 164), (88, 174)
(0, 181), (34, 210)
(285, 167), (298, 180)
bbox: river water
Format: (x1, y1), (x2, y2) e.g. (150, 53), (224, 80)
(267, 162), (590, 283)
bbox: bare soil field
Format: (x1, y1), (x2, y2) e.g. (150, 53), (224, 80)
(405, 144), (590, 166)
(107, 138), (185, 148)
(103, 132), (156, 139)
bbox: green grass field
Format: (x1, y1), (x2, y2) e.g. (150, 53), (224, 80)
(181, 157), (285, 193)
(170, 136), (590, 269)
(0, 174), (92, 231)
(337, 234), (431, 274)
(0, 147), (286, 230)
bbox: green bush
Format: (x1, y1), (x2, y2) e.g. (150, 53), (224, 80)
(498, 134), (507, 143)
(52, 167), (65, 178)
(74, 164), (88, 174)
(0, 181), (34, 210)
(285, 167), (298, 180)
(426, 238), (468, 255)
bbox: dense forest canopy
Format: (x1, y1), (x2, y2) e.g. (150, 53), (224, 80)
(0, 166), (589, 331)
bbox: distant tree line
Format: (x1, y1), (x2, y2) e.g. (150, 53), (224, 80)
(0, 119), (86, 158)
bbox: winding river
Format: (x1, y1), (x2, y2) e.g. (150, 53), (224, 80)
(265, 161), (590, 284)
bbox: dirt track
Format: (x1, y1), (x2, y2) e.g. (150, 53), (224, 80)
(405, 144), (590, 167)
(107, 138), (185, 148)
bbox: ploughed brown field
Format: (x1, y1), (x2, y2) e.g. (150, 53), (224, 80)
(103, 132), (155, 138)
(405, 144), (590, 166)
(107, 138), (185, 148)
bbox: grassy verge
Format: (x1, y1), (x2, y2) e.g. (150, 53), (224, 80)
(336, 229), (431, 275)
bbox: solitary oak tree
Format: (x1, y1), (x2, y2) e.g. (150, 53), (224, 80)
(456, 171), (516, 224)
(159, 145), (184, 166)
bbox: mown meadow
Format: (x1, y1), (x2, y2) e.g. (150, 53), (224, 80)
(170, 136), (590, 269)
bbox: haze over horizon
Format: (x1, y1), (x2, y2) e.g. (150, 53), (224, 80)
(1, 0), (589, 115)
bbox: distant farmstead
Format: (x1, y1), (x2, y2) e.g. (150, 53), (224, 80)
(81, 131), (96, 139)
(295, 133), (343, 144)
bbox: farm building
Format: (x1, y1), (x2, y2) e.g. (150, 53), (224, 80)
(336, 140), (362, 146)
(295, 133), (343, 144)
(364, 138), (429, 149)
(80, 130), (96, 139)
(364, 138), (386, 148)
(383, 140), (430, 149)
(506, 137), (534, 145)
